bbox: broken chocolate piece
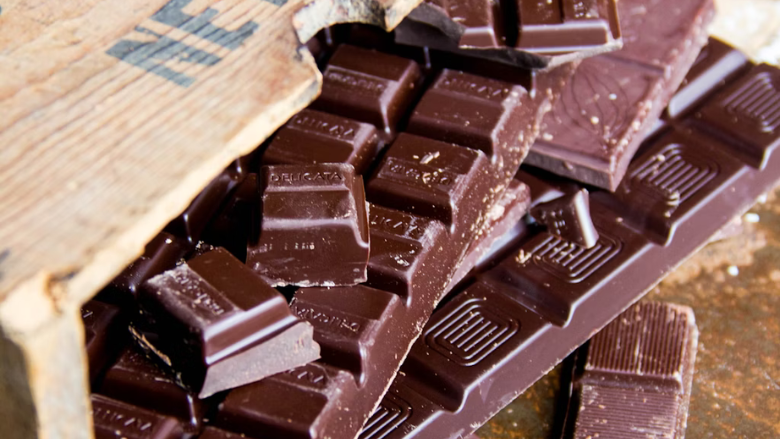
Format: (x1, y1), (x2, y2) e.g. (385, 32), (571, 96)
(563, 302), (699, 439)
(525, 0), (715, 190)
(530, 189), (598, 248)
(311, 45), (423, 137)
(246, 163), (370, 287)
(136, 247), (319, 398)
(264, 109), (382, 175)
(366, 133), (490, 233)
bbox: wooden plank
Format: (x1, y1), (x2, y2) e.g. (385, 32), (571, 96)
(0, 0), (419, 437)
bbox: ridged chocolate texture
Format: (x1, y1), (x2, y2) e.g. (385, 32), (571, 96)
(530, 188), (599, 248)
(311, 45), (423, 138)
(91, 394), (184, 439)
(362, 38), (780, 439)
(81, 300), (125, 384)
(564, 302), (698, 439)
(246, 163), (370, 287)
(99, 346), (209, 434)
(209, 39), (573, 439)
(136, 247), (319, 398)
(525, 0), (715, 190)
(396, 0), (621, 69)
(264, 109), (382, 175)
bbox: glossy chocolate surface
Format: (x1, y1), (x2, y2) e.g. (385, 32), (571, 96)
(246, 163), (370, 287)
(530, 188), (598, 248)
(563, 302), (698, 439)
(361, 38), (780, 439)
(91, 394), (185, 439)
(525, 0), (715, 190)
(82, 300), (125, 384)
(136, 247), (319, 398)
(396, 0), (622, 69)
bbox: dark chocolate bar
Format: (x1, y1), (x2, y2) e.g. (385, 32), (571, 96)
(134, 247), (319, 398)
(246, 163), (370, 287)
(395, 0), (622, 69)
(524, 0), (715, 190)
(561, 302), (698, 439)
(529, 189), (598, 248)
(208, 45), (574, 439)
(363, 38), (780, 439)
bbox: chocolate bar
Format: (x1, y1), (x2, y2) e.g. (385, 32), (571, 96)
(204, 46), (574, 439)
(363, 38), (780, 439)
(524, 0), (715, 190)
(395, 0), (622, 69)
(246, 163), (370, 287)
(134, 247), (320, 398)
(561, 302), (699, 439)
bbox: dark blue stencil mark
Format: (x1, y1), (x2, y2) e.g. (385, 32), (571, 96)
(0, 249), (10, 281)
(106, 0), (260, 87)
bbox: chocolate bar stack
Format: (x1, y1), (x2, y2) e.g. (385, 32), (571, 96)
(84, 0), (780, 438)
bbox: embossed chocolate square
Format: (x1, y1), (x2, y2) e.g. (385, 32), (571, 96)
(311, 44), (422, 138)
(247, 163), (370, 287)
(136, 247), (320, 398)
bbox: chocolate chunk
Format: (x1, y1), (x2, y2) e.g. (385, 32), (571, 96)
(136, 247), (319, 398)
(406, 70), (530, 162)
(312, 45), (423, 137)
(91, 394), (184, 439)
(530, 188), (599, 248)
(199, 427), (256, 439)
(99, 347), (208, 432)
(201, 173), (259, 261)
(365, 204), (448, 301)
(363, 38), (780, 439)
(291, 286), (402, 384)
(82, 300), (125, 384)
(215, 363), (358, 439)
(165, 159), (247, 244)
(246, 163), (370, 287)
(103, 232), (190, 302)
(263, 109), (382, 175)
(396, 0), (621, 69)
(525, 0), (715, 190)
(563, 302), (698, 439)
(366, 133), (490, 233)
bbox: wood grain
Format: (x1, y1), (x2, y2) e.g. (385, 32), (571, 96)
(0, 0), (419, 437)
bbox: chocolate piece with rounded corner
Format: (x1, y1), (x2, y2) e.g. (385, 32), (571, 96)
(530, 188), (598, 248)
(311, 45), (422, 138)
(136, 247), (319, 398)
(246, 163), (370, 287)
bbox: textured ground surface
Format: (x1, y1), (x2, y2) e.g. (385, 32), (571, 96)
(478, 1), (780, 436)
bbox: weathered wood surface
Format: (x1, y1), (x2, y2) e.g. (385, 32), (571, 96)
(0, 0), (420, 438)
